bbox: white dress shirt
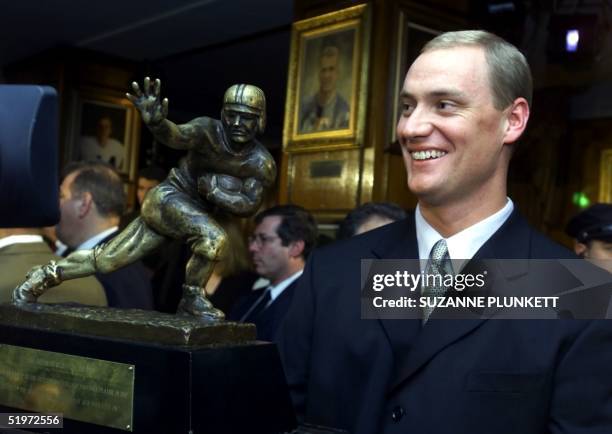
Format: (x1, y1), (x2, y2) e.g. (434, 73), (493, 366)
(267, 270), (303, 305)
(76, 226), (119, 251)
(0, 235), (44, 250)
(415, 199), (514, 271)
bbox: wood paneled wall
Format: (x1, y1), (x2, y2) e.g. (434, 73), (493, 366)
(280, 0), (465, 222)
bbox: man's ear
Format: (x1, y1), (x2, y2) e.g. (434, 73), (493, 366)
(77, 192), (93, 218)
(503, 97), (530, 145)
(288, 239), (305, 258)
(573, 240), (588, 258)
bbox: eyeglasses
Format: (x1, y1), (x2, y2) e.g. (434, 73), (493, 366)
(248, 233), (280, 247)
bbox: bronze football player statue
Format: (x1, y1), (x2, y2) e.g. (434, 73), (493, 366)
(13, 78), (276, 321)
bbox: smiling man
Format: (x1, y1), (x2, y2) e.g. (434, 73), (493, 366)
(278, 31), (612, 433)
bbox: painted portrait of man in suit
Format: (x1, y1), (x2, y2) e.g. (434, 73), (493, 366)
(78, 103), (127, 172)
(298, 30), (354, 134)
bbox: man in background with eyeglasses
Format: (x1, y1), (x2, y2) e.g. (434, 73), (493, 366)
(228, 205), (318, 341)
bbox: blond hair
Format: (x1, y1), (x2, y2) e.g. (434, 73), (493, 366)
(422, 30), (532, 109)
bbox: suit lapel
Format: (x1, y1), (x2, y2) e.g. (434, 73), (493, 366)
(386, 209), (533, 394)
(370, 216), (423, 361)
(259, 280), (297, 324)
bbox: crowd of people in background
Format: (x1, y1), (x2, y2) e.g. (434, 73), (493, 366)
(0, 155), (418, 341)
(2, 157), (610, 341)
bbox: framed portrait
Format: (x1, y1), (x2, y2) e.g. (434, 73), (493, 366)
(283, 4), (371, 151)
(600, 149), (612, 202)
(66, 88), (140, 181)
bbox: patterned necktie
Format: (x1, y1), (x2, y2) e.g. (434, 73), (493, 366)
(422, 239), (453, 323)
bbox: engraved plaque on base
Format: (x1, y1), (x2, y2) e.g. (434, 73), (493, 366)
(0, 344), (135, 431)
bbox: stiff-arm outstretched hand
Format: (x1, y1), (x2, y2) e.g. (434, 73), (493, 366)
(126, 77), (169, 126)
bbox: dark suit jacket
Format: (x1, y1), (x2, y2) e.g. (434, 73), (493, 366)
(209, 270), (259, 315)
(149, 236), (260, 314)
(95, 233), (154, 310)
(230, 279), (299, 342)
(278, 210), (612, 434)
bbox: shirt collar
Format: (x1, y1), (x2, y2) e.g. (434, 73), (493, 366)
(268, 270), (303, 302)
(0, 234), (43, 250)
(77, 227), (118, 251)
(415, 199), (514, 269)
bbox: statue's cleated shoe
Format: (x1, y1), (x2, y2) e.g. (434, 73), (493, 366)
(176, 284), (225, 321)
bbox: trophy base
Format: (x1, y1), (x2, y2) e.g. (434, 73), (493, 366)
(0, 303), (296, 434)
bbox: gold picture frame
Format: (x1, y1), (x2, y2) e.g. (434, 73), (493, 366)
(600, 149), (612, 202)
(66, 87), (141, 182)
(283, 4), (371, 152)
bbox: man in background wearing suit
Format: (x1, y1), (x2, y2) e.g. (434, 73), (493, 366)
(278, 30), (612, 433)
(229, 205), (317, 341)
(55, 162), (153, 309)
